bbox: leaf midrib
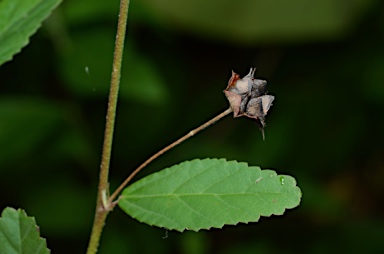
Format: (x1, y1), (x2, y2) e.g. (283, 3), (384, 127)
(123, 192), (284, 198)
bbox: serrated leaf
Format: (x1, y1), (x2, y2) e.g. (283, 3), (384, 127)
(0, 0), (62, 66)
(0, 207), (49, 254)
(119, 158), (302, 232)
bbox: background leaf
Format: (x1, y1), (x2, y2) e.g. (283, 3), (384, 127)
(0, 207), (49, 254)
(119, 158), (301, 232)
(0, 98), (63, 167)
(0, 0), (62, 66)
(139, 0), (374, 43)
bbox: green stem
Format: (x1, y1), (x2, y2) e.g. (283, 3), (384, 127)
(86, 1), (130, 253)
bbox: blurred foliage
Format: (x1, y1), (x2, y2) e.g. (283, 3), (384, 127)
(1, 0), (384, 253)
(140, 0), (375, 43)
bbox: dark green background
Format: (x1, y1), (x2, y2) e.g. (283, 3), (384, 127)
(1, 0), (384, 253)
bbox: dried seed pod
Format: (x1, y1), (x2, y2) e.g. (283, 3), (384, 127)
(260, 95), (274, 115)
(251, 79), (267, 98)
(246, 95), (275, 140)
(246, 95), (275, 124)
(233, 68), (254, 96)
(224, 67), (274, 139)
(246, 97), (264, 121)
(226, 70), (240, 89)
(224, 68), (255, 117)
(224, 90), (242, 117)
(224, 70), (250, 117)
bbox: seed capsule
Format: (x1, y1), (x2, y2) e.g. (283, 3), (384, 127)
(223, 67), (275, 139)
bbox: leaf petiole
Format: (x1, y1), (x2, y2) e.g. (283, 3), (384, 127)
(108, 107), (233, 206)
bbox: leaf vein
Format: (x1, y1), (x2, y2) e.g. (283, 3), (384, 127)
(176, 196), (213, 222)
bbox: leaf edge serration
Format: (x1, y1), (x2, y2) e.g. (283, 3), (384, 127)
(0, 207), (50, 253)
(0, 0), (63, 66)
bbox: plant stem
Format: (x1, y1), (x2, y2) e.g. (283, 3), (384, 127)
(108, 107), (233, 204)
(86, 1), (130, 254)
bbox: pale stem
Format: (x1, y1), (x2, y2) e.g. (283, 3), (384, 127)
(108, 107), (233, 205)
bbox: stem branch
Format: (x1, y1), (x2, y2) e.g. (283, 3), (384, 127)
(108, 107), (233, 204)
(86, 1), (130, 253)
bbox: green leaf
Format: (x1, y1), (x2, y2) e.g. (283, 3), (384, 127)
(61, 0), (118, 25)
(139, 0), (374, 43)
(0, 0), (62, 66)
(0, 207), (49, 254)
(0, 98), (63, 168)
(119, 158), (302, 232)
(58, 28), (169, 105)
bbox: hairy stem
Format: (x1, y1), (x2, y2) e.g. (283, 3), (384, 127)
(86, 0), (130, 253)
(108, 107), (233, 204)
